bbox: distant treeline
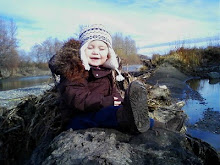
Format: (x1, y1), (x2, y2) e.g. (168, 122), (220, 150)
(0, 18), (140, 77)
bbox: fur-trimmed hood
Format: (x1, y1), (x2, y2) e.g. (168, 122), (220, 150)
(48, 39), (88, 82)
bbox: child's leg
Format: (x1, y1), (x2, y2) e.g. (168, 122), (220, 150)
(116, 81), (150, 133)
(67, 106), (120, 130)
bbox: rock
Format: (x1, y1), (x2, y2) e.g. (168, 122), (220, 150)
(209, 79), (220, 84)
(28, 128), (220, 165)
(146, 63), (189, 99)
(208, 72), (220, 79)
(149, 85), (170, 101)
(159, 85), (168, 90)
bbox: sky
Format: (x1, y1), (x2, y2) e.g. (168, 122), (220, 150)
(0, 0), (219, 57)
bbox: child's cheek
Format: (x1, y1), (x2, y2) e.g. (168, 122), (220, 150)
(85, 49), (91, 56)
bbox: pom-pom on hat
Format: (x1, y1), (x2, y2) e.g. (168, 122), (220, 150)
(79, 24), (124, 81)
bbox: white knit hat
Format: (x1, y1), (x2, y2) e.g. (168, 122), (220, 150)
(79, 24), (124, 81)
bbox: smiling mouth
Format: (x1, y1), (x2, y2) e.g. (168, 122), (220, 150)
(90, 57), (100, 60)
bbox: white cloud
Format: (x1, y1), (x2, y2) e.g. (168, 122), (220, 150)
(0, 0), (219, 55)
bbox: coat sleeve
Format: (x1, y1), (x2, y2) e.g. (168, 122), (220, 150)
(60, 80), (114, 112)
(112, 84), (123, 102)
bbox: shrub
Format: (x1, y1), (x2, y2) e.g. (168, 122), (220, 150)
(151, 46), (220, 72)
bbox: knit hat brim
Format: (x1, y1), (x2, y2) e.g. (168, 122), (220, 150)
(80, 39), (124, 81)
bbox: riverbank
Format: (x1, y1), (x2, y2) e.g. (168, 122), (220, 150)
(145, 62), (220, 151)
(0, 84), (53, 109)
(146, 62), (190, 99)
(0, 67), (51, 79)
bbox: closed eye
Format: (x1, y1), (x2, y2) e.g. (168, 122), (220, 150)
(99, 47), (106, 51)
(87, 46), (94, 49)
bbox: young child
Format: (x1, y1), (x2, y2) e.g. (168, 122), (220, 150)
(49, 24), (183, 134)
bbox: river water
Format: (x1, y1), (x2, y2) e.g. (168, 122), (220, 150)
(0, 65), (143, 91)
(0, 75), (52, 91)
(183, 79), (220, 151)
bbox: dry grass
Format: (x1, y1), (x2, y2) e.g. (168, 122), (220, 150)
(151, 46), (220, 73)
(0, 87), (62, 164)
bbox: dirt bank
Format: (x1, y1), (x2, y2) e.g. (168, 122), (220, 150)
(0, 67), (51, 79)
(145, 63), (190, 100)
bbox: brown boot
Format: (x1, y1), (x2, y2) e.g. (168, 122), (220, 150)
(116, 81), (150, 134)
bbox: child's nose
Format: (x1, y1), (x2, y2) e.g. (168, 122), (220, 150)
(92, 49), (99, 54)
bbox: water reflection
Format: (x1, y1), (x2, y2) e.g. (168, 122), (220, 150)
(187, 128), (220, 151)
(185, 79), (220, 118)
(0, 75), (52, 91)
(183, 79), (220, 151)
(187, 79), (201, 91)
(122, 64), (142, 72)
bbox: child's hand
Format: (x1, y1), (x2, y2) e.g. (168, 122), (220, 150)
(114, 97), (121, 106)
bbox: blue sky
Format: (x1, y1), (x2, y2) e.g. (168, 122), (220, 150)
(0, 0), (219, 57)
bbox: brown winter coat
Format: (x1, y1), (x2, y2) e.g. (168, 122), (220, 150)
(49, 39), (123, 127)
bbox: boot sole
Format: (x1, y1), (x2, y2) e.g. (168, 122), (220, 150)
(128, 81), (149, 133)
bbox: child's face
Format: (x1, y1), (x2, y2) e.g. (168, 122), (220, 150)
(85, 40), (109, 67)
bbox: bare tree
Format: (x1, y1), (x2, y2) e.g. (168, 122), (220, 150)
(0, 18), (19, 74)
(30, 44), (43, 63)
(112, 32), (139, 64)
(41, 37), (61, 62)
(124, 36), (137, 56)
(30, 37), (63, 63)
(18, 49), (32, 67)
